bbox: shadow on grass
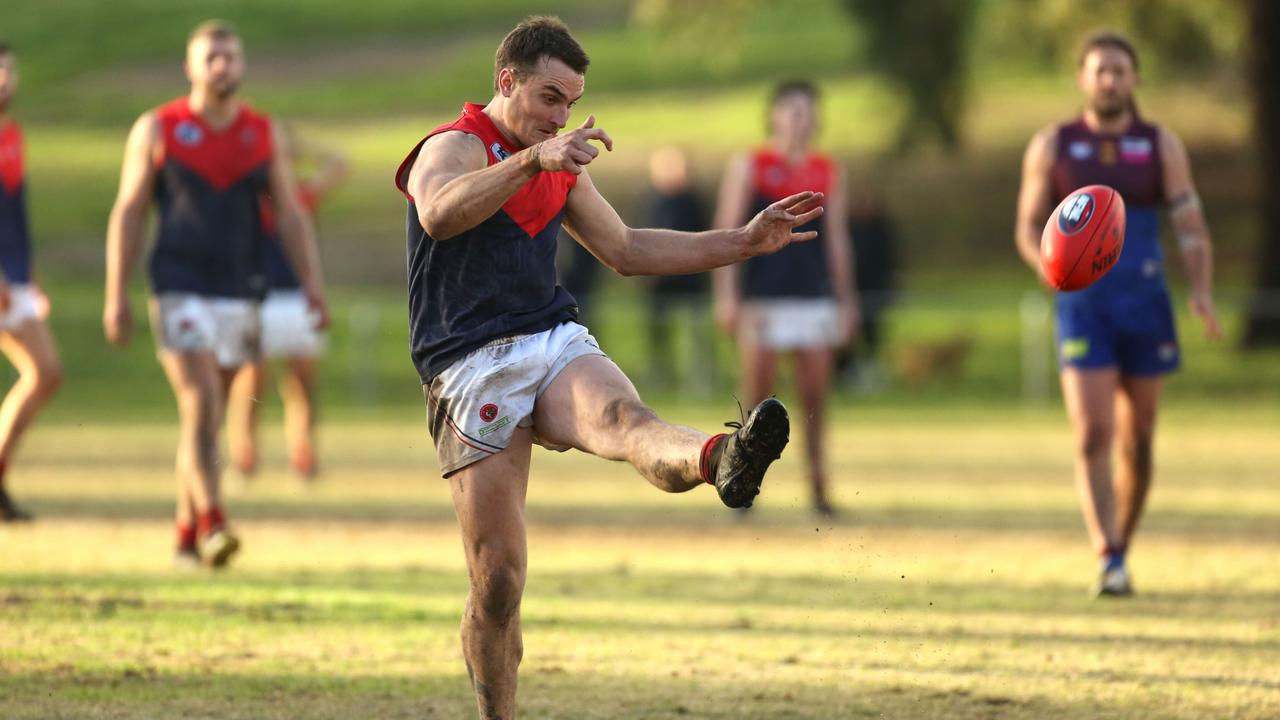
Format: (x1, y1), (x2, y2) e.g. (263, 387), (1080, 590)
(0, 663), (1136, 720)
(18, 494), (1280, 540)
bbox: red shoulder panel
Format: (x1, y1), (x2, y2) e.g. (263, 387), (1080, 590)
(0, 122), (23, 195)
(157, 97), (273, 190)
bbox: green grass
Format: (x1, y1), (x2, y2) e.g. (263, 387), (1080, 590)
(1, 408), (1277, 719)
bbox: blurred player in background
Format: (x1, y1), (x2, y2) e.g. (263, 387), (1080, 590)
(396, 16), (821, 718)
(714, 80), (859, 516)
(641, 146), (715, 395)
(228, 132), (349, 481)
(1015, 31), (1220, 596)
(0, 44), (63, 522)
(104, 20), (328, 568)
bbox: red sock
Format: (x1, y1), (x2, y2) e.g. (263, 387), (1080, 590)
(197, 506), (226, 537)
(699, 434), (729, 485)
(176, 523), (197, 550)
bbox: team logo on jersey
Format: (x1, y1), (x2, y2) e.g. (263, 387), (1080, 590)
(1057, 192), (1095, 236)
(175, 121), (204, 147)
(490, 143), (510, 162)
(1119, 136), (1152, 163)
(479, 403), (499, 423)
(1099, 141), (1117, 166)
(1069, 141), (1093, 160)
(241, 127), (258, 146)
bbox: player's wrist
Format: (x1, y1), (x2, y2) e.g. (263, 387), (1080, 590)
(523, 142), (545, 175)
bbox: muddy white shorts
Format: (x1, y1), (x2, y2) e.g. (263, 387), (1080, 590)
(261, 289), (324, 359)
(151, 293), (262, 369)
(740, 298), (842, 350)
(425, 321), (607, 477)
(0, 284), (42, 332)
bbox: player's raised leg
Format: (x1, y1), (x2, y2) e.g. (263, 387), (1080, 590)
(0, 319), (62, 521)
(1114, 375), (1162, 546)
(450, 429), (532, 720)
(533, 352), (789, 507)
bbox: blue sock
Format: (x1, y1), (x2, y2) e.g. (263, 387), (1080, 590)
(1102, 548), (1126, 572)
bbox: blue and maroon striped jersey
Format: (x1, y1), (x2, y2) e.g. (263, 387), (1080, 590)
(1052, 114), (1167, 301)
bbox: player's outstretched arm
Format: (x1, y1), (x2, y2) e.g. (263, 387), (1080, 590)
(1015, 126), (1057, 282)
(1160, 125), (1221, 339)
(564, 169), (824, 278)
(270, 119), (329, 330)
(410, 115), (613, 241)
(104, 112), (158, 347)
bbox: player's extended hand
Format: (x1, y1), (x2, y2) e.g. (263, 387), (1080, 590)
(532, 115), (613, 175)
(742, 191), (825, 258)
(1189, 292), (1222, 340)
(103, 297), (133, 347)
(305, 283), (331, 332)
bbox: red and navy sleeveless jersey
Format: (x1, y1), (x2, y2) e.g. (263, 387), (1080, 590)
(149, 97), (274, 299)
(258, 183), (319, 291)
(394, 103), (578, 382)
(0, 121), (32, 284)
(740, 149), (833, 299)
(1051, 114), (1166, 301)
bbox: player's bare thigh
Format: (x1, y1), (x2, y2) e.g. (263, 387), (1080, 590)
(531, 353), (653, 459)
(449, 427), (533, 563)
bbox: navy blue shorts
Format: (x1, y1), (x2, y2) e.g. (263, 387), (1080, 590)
(1054, 290), (1180, 376)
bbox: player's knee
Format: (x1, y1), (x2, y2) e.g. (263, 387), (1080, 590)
(600, 398), (656, 432)
(33, 361), (63, 399)
(472, 562), (525, 624)
(1077, 423), (1113, 459)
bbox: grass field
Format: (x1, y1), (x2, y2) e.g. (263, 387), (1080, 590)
(1, 407), (1277, 719)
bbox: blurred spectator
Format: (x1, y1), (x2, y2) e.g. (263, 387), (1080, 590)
(641, 147), (715, 394)
(837, 179), (898, 392)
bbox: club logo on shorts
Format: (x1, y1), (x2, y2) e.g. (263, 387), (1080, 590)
(490, 143), (510, 162)
(175, 121), (204, 147)
(1058, 192), (1094, 236)
(479, 403), (499, 423)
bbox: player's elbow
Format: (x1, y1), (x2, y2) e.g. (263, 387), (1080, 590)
(419, 207), (458, 241)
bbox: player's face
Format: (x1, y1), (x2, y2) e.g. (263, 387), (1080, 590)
(186, 36), (245, 101)
(770, 92), (818, 146)
(501, 56), (584, 148)
(1078, 47), (1136, 120)
(0, 54), (18, 112)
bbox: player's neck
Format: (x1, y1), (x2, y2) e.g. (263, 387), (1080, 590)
(1082, 108), (1132, 136)
(187, 90), (241, 130)
(482, 97), (523, 149)
(772, 137), (809, 164)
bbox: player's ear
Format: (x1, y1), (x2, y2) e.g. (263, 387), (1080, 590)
(497, 67), (516, 98)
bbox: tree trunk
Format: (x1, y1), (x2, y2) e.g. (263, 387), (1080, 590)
(1242, 0), (1280, 349)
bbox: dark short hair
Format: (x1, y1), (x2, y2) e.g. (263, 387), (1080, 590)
(494, 16), (589, 91)
(188, 19), (239, 48)
(770, 79), (820, 107)
(1078, 31), (1139, 71)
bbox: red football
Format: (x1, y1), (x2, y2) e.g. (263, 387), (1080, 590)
(1040, 184), (1126, 291)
